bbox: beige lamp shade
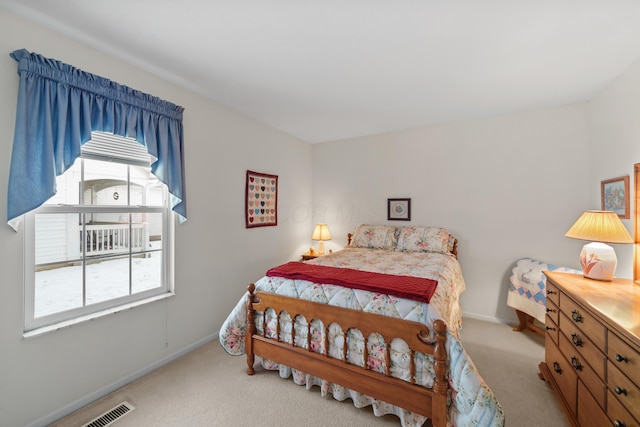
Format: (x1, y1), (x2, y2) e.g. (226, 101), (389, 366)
(565, 210), (633, 244)
(312, 223), (331, 254)
(312, 223), (331, 241)
(565, 210), (633, 281)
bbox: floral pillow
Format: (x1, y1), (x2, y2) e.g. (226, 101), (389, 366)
(396, 226), (456, 254)
(350, 224), (399, 250)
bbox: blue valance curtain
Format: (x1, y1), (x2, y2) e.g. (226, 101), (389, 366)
(7, 49), (187, 231)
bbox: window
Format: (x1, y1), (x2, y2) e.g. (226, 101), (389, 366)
(24, 132), (174, 333)
(8, 50), (185, 334)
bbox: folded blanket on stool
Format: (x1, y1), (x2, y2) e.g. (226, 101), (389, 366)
(507, 258), (580, 323)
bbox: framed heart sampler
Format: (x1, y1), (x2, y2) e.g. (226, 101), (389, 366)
(245, 170), (278, 228)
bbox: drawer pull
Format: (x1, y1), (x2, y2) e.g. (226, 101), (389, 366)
(546, 308), (554, 313)
(571, 333), (583, 347)
(571, 310), (583, 323)
(614, 421), (627, 427)
(570, 356), (582, 371)
(553, 361), (562, 374)
(546, 326), (555, 331)
(615, 386), (628, 396)
(615, 354), (629, 363)
(546, 290), (554, 295)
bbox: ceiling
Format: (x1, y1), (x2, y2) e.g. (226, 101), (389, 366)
(3, 1), (640, 144)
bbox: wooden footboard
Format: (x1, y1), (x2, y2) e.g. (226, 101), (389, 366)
(245, 283), (448, 427)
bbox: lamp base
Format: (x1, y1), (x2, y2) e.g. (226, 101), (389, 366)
(579, 242), (617, 281)
(317, 241), (325, 255)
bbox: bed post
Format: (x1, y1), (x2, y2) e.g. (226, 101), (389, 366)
(431, 319), (448, 427)
(246, 283), (256, 375)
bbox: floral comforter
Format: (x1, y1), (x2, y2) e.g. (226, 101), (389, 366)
(219, 248), (504, 427)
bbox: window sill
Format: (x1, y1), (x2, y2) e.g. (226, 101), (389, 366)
(23, 292), (175, 339)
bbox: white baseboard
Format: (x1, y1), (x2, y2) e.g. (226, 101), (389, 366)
(462, 311), (518, 326)
(26, 333), (218, 427)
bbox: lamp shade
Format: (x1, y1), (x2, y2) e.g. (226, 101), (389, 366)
(565, 210), (632, 244)
(312, 223), (331, 241)
(311, 223), (331, 255)
(565, 210), (633, 281)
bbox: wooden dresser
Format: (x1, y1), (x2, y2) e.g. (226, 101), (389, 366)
(539, 271), (640, 427)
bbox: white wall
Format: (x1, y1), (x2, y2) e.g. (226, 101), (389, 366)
(0, 9), (313, 427)
(586, 57), (640, 278)
(313, 105), (593, 322)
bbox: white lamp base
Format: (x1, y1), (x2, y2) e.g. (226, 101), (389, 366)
(317, 241), (325, 255)
(579, 242), (617, 281)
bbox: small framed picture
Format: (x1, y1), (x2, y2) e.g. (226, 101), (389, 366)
(387, 198), (411, 221)
(601, 176), (629, 219)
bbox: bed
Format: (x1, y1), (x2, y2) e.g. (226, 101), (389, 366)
(219, 225), (504, 427)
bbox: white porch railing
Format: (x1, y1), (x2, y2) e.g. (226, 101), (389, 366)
(82, 223), (147, 256)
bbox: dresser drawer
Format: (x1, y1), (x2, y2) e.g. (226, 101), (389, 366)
(546, 319), (559, 346)
(608, 360), (640, 423)
(546, 299), (559, 329)
(546, 300), (559, 345)
(546, 336), (577, 414)
(577, 380), (609, 427)
(560, 295), (606, 350)
(559, 312), (606, 380)
(608, 389), (640, 427)
(546, 280), (560, 307)
(608, 332), (640, 389)
(559, 332), (606, 408)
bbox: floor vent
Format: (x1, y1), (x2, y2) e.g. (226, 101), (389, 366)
(81, 401), (135, 427)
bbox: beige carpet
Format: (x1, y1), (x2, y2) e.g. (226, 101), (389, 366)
(51, 318), (569, 426)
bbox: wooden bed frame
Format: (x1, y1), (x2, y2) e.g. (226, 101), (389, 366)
(245, 283), (449, 427)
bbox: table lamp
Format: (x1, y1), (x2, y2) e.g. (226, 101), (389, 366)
(565, 210), (633, 281)
(312, 223), (331, 255)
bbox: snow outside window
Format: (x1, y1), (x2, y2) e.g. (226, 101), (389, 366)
(23, 132), (174, 334)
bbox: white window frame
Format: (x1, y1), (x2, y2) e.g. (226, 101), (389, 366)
(23, 135), (175, 337)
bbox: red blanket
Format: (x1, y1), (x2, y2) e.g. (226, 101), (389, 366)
(266, 261), (438, 303)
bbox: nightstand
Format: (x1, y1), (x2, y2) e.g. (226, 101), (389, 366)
(301, 252), (323, 261)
